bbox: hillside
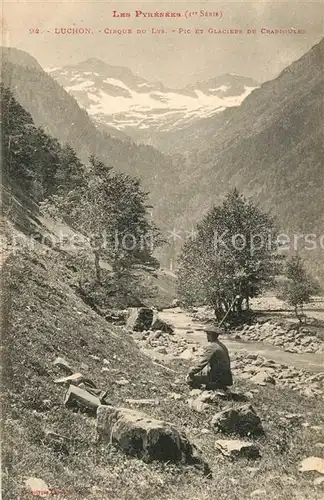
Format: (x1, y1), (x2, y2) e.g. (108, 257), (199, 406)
(160, 38), (324, 279)
(2, 230), (324, 500)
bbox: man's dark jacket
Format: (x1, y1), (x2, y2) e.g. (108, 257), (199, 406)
(188, 339), (233, 386)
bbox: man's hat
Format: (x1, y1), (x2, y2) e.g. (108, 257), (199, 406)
(204, 325), (223, 335)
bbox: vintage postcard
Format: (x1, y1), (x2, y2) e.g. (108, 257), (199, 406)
(1, 1), (324, 499)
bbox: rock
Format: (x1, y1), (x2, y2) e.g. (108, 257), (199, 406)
(115, 378), (130, 386)
(126, 307), (154, 332)
(54, 373), (85, 386)
(250, 489), (267, 497)
(282, 413), (303, 425)
(187, 398), (209, 413)
(250, 372), (276, 386)
(169, 392), (182, 401)
(246, 354), (258, 360)
(178, 348), (195, 360)
(171, 299), (180, 307)
(80, 362), (89, 371)
(125, 399), (159, 407)
(314, 477), (324, 486)
(151, 317), (174, 334)
(96, 405), (209, 470)
(64, 385), (101, 415)
(53, 356), (73, 374)
(211, 404), (264, 437)
(25, 477), (49, 495)
(190, 389), (203, 397)
(215, 439), (260, 459)
(154, 346), (168, 355)
(199, 390), (217, 403)
(90, 354), (101, 361)
(299, 457), (324, 474)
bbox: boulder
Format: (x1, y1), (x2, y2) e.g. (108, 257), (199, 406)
(64, 385), (101, 415)
(178, 348), (195, 360)
(211, 404), (264, 437)
(96, 405), (209, 471)
(54, 373), (85, 386)
(299, 456), (324, 474)
(151, 317), (174, 334)
(126, 307), (154, 332)
(215, 439), (260, 459)
(25, 477), (49, 495)
(250, 372), (276, 386)
(187, 398), (209, 413)
(53, 356), (73, 374)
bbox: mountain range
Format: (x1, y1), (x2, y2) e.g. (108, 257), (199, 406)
(47, 58), (258, 145)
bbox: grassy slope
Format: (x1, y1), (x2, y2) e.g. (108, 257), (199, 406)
(1, 245), (324, 500)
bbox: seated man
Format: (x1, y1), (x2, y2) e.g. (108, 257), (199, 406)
(186, 325), (233, 390)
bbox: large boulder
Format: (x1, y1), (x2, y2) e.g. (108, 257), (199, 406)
(211, 404), (264, 437)
(151, 316), (174, 334)
(64, 385), (101, 415)
(97, 405), (209, 471)
(299, 457), (324, 474)
(126, 307), (154, 332)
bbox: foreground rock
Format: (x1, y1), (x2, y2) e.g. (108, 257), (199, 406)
(211, 404), (264, 437)
(64, 385), (102, 414)
(215, 439), (260, 459)
(97, 405), (209, 471)
(151, 316), (174, 334)
(127, 307), (154, 331)
(299, 456), (324, 474)
(53, 356), (73, 374)
(25, 477), (49, 496)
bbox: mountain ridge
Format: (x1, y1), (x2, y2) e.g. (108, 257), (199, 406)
(47, 59), (258, 143)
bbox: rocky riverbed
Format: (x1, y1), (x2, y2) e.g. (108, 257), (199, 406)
(130, 327), (324, 399)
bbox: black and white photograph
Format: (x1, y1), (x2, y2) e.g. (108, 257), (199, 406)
(1, 1), (324, 498)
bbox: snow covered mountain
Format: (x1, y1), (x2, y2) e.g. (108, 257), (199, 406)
(47, 59), (258, 143)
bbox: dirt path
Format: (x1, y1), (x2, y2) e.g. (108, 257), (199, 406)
(159, 308), (324, 373)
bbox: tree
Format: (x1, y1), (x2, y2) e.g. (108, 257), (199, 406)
(1, 84), (62, 201)
(178, 189), (281, 323)
(42, 155), (162, 303)
(278, 255), (321, 323)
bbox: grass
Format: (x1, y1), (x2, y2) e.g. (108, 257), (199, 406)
(1, 246), (324, 499)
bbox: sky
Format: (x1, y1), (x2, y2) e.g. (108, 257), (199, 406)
(2, 0), (323, 87)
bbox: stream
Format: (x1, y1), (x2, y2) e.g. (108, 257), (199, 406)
(159, 308), (324, 373)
